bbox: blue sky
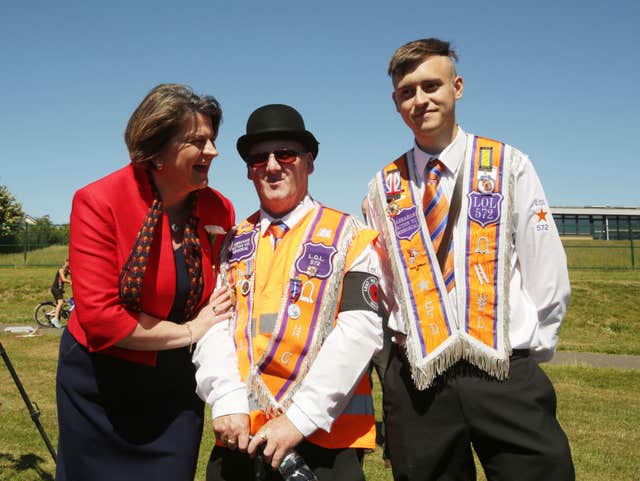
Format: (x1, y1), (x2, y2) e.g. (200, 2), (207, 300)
(2, 1), (638, 224)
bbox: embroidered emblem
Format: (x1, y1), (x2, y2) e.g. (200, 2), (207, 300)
(474, 236), (490, 254)
(361, 276), (379, 311)
(473, 264), (490, 285)
(295, 242), (337, 279)
(281, 352), (293, 365)
(417, 280), (429, 291)
(477, 293), (489, 311)
(424, 300), (435, 317)
(316, 227), (333, 239)
(535, 209), (548, 222)
(391, 206), (420, 241)
(467, 192), (503, 227)
(228, 231), (257, 263)
(292, 324), (303, 339)
(300, 281), (315, 303)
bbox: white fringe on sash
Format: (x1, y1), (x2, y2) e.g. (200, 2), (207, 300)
(369, 171), (462, 390)
(369, 137), (519, 388)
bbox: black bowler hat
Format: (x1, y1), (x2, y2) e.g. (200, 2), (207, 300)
(237, 104), (319, 161)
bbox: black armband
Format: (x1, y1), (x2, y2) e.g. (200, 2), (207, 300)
(338, 271), (379, 313)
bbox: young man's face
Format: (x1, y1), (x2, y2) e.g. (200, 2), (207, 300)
(392, 55), (464, 151)
(246, 139), (314, 218)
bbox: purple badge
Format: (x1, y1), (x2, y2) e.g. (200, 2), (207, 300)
(295, 242), (336, 279)
(228, 231), (256, 263)
(391, 206), (420, 241)
(467, 192), (503, 227)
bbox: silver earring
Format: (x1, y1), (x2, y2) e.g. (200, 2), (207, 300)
(155, 161), (164, 171)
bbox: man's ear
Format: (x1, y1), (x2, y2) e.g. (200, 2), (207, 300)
(246, 164), (253, 180)
(305, 155), (315, 175)
(453, 75), (464, 100)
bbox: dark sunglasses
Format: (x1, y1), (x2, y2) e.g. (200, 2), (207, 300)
(246, 149), (305, 168)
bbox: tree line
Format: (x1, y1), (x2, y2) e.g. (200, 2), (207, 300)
(0, 184), (69, 253)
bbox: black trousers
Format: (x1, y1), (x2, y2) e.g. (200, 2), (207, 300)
(206, 442), (365, 481)
(383, 345), (575, 481)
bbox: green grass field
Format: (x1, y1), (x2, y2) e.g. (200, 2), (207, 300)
(1, 244), (639, 480)
(1, 334), (639, 481)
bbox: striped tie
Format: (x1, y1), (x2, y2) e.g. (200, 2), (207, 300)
(268, 221), (288, 248)
(423, 160), (455, 291)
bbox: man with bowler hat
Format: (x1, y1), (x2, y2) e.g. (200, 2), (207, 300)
(194, 104), (383, 481)
(364, 38), (574, 480)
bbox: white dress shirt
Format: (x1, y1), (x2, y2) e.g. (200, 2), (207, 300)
(369, 127), (570, 361)
(193, 195), (383, 436)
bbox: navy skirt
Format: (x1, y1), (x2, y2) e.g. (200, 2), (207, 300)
(55, 329), (204, 481)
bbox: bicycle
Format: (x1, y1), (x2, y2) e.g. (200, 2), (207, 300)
(34, 297), (75, 328)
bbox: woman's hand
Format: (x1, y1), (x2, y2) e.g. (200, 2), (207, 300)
(189, 286), (234, 341)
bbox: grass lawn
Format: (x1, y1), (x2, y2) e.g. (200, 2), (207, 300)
(1, 244), (639, 479)
(2, 258), (638, 355)
(1, 333), (639, 480)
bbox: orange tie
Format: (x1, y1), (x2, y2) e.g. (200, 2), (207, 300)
(268, 221), (288, 248)
(423, 160), (455, 291)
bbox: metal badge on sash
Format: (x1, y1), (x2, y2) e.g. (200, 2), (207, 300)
(289, 278), (302, 302)
(386, 201), (400, 217)
(384, 169), (404, 199)
(479, 147), (493, 171)
(477, 174), (496, 194)
(238, 259), (253, 296)
(287, 304), (301, 319)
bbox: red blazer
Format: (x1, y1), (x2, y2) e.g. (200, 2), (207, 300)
(67, 164), (235, 365)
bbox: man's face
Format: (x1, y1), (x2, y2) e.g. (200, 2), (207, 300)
(392, 55), (463, 150)
(246, 139), (314, 218)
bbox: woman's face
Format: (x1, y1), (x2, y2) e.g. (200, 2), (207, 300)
(155, 112), (218, 198)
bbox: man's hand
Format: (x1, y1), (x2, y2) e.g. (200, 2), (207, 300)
(247, 415), (305, 469)
(213, 413), (251, 451)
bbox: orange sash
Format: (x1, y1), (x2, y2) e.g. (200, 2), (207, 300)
(369, 134), (515, 388)
(219, 204), (377, 448)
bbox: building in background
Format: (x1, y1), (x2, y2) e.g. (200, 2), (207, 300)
(552, 206), (640, 240)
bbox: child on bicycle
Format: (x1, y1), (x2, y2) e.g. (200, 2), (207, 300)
(51, 259), (71, 328)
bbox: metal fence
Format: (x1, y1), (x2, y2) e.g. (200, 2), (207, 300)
(0, 226), (636, 269)
(562, 239), (636, 270)
(0, 223), (70, 267)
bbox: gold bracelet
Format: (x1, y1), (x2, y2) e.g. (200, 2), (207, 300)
(184, 322), (194, 353)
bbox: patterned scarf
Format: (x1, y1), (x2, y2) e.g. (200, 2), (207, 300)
(119, 173), (204, 321)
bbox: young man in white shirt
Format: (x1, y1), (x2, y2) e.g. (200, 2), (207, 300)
(365, 38), (574, 481)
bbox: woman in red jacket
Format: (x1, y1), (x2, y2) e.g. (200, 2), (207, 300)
(55, 84), (235, 481)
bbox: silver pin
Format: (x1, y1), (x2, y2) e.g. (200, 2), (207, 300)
(287, 304), (301, 319)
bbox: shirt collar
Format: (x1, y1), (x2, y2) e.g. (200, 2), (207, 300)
(259, 195), (316, 235)
(413, 126), (467, 180)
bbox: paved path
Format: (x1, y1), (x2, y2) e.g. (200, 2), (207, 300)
(549, 351), (640, 370)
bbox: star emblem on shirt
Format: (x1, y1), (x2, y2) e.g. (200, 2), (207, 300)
(536, 209), (548, 222)
(418, 280), (429, 291)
